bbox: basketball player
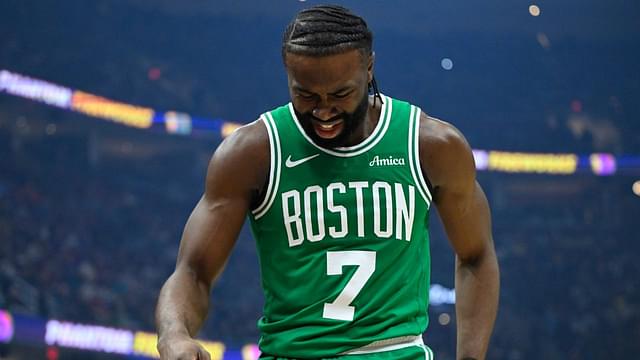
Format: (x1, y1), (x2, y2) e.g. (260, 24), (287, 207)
(156, 5), (499, 360)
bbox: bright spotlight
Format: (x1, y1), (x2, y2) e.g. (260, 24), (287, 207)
(438, 313), (451, 325)
(529, 5), (541, 16)
(633, 181), (640, 197)
(441, 58), (453, 70)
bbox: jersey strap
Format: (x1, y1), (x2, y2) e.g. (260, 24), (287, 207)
(252, 112), (282, 220)
(408, 105), (433, 204)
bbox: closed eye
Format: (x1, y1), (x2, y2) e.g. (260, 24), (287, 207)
(333, 92), (350, 99)
(331, 90), (353, 99)
(296, 92), (316, 100)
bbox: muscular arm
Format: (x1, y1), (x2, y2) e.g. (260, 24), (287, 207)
(419, 114), (500, 360)
(155, 120), (269, 353)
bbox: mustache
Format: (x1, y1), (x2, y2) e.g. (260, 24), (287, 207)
(302, 113), (344, 123)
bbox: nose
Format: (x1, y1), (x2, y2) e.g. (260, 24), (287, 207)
(312, 104), (339, 121)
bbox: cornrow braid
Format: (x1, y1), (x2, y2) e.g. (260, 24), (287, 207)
(282, 5), (383, 105)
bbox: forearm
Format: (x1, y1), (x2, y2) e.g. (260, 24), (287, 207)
(155, 268), (211, 342)
(454, 247), (500, 360)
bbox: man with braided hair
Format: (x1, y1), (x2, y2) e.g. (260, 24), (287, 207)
(156, 5), (499, 360)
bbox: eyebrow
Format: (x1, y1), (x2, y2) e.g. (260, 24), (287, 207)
(330, 86), (352, 95)
(292, 85), (353, 95)
(292, 85), (313, 94)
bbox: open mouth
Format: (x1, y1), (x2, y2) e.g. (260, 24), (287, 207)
(312, 119), (344, 139)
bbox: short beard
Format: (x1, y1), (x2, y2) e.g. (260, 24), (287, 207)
(295, 91), (370, 149)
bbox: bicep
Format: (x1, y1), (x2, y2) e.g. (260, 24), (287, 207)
(419, 115), (493, 261)
(175, 123), (267, 288)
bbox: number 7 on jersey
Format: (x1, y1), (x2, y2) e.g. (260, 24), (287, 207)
(323, 251), (376, 321)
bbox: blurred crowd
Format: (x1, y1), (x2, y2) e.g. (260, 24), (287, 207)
(1, 112), (639, 358)
(0, 123), (264, 347)
(485, 178), (640, 359)
(1, 1), (638, 155)
(1, 1), (639, 358)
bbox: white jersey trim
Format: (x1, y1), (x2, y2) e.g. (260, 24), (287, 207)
(252, 112), (282, 220)
(287, 95), (392, 158)
(340, 335), (425, 355)
(412, 106), (433, 203)
(423, 344), (435, 360)
(408, 106), (432, 205)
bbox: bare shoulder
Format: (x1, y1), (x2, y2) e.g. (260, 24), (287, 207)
(205, 119), (270, 200)
(418, 112), (475, 190)
(213, 119), (270, 161)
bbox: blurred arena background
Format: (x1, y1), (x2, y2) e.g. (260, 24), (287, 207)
(1, 0), (639, 359)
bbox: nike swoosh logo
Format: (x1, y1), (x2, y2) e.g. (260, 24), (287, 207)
(285, 154), (320, 168)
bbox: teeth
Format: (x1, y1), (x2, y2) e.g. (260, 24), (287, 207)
(320, 124), (334, 129)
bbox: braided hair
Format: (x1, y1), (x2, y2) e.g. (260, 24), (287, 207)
(282, 5), (383, 105)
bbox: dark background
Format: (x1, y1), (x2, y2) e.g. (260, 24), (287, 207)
(1, 0), (639, 359)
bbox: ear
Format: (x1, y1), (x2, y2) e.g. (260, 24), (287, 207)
(367, 52), (375, 84)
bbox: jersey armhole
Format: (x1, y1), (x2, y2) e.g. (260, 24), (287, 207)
(408, 106), (433, 206)
(415, 110), (436, 197)
(251, 113), (281, 220)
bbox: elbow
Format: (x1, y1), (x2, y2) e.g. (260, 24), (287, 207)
(172, 263), (214, 295)
(457, 240), (499, 271)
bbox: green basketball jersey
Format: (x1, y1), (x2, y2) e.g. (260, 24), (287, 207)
(248, 95), (433, 358)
